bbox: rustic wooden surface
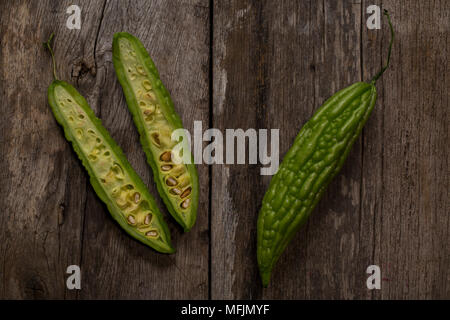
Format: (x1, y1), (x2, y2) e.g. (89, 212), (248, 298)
(0, 0), (448, 299)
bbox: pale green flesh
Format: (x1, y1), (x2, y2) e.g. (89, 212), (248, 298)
(54, 86), (164, 240)
(117, 38), (193, 221)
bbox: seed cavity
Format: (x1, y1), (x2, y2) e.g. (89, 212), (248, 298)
(111, 163), (124, 179)
(145, 92), (156, 101)
(136, 66), (146, 75)
(75, 128), (83, 139)
(127, 215), (136, 225)
(139, 101), (146, 108)
(151, 133), (161, 147)
(145, 114), (154, 123)
(123, 184), (134, 190)
(180, 199), (191, 209)
(161, 165), (172, 172)
(160, 151), (171, 162)
(171, 165), (186, 178)
(104, 151), (110, 157)
(142, 80), (152, 91)
(112, 187), (120, 197)
(180, 187), (192, 199)
(78, 114), (85, 119)
(166, 176), (177, 187)
(116, 198), (129, 209)
(145, 230), (158, 238)
(170, 188), (182, 196)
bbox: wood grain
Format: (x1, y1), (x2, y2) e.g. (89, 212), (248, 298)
(0, 0), (448, 299)
(364, 0), (450, 299)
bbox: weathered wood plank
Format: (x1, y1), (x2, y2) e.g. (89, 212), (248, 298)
(211, 0), (364, 299)
(0, 0), (105, 299)
(212, 0), (269, 299)
(77, 0), (210, 299)
(301, 0), (366, 300)
(364, 0), (450, 299)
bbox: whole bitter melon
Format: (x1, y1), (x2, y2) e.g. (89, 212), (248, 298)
(257, 10), (394, 286)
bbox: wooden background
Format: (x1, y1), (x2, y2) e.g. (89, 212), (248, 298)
(0, 0), (448, 299)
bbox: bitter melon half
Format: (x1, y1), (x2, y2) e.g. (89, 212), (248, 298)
(112, 32), (199, 232)
(257, 10), (394, 286)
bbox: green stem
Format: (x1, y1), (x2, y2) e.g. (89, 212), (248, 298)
(43, 33), (58, 80)
(371, 10), (394, 83)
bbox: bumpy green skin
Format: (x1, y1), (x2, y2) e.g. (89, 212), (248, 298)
(47, 80), (175, 253)
(112, 32), (199, 232)
(257, 82), (377, 286)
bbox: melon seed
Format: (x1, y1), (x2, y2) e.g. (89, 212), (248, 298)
(145, 230), (158, 238)
(180, 187), (192, 199)
(170, 188), (182, 195)
(166, 177), (177, 186)
(160, 151), (171, 162)
(180, 199), (191, 209)
(127, 215), (136, 225)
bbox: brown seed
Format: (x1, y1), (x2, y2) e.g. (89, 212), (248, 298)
(180, 199), (191, 209)
(159, 151), (171, 162)
(145, 230), (158, 238)
(166, 177), (177, 186)
(161, 165), (172, 171)
(170, 188), (182, 196)
(180, 187), (192, 199)
(133, 192), (140, 203)
(143, 109), (152, 116)
(144, 214), (152, 225)
(127, 215), (136, 225)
